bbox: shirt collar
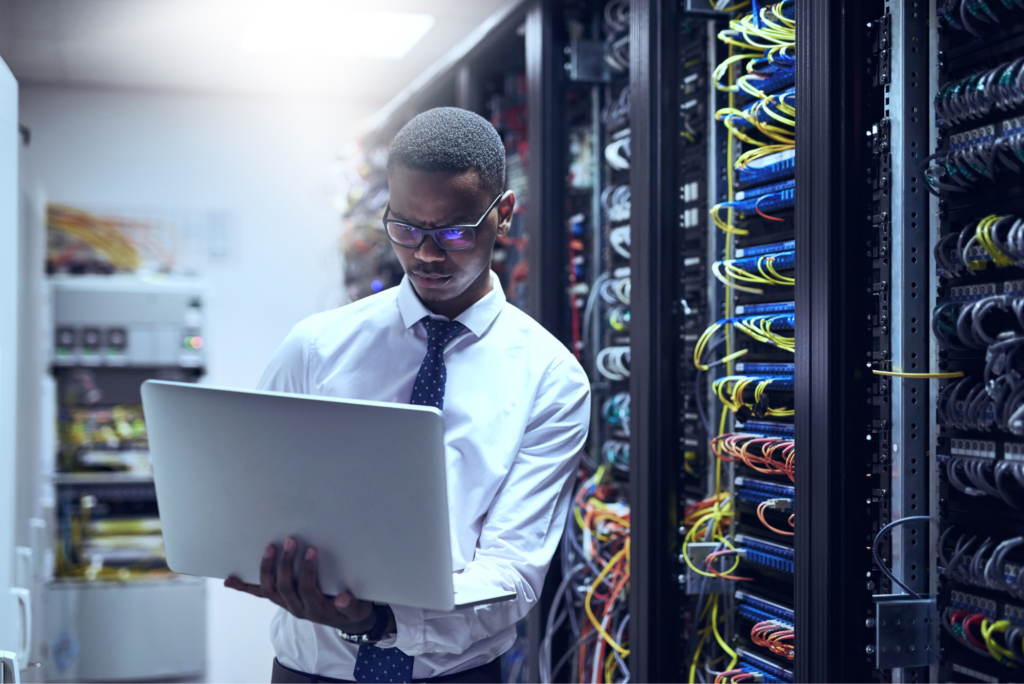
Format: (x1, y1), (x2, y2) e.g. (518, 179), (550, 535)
(397, 270), (506, 337)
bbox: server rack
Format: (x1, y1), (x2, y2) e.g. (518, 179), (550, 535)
(340, 0), (1024, 679)
(622, 1), (937, 682)
(928, 2), (1024, 682)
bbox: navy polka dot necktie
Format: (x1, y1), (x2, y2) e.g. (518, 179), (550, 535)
(352, 317), (464, 683)
(408, 318), (466, 410)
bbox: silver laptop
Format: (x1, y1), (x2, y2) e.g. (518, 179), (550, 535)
(141, 380), (515, 612)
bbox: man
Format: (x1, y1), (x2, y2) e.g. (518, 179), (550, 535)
(225, 107), (591, 683)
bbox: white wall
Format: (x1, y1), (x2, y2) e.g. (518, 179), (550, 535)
(19, 86), (375, 683)
(0, 56), (21, 661)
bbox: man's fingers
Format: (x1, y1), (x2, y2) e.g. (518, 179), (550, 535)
(224, 577), (264, 598)
(260, 544), (286, 608)
(276, 537), (305, 615)
(297, 547), (334, 616)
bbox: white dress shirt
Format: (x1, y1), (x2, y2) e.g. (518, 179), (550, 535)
(257, 271), (591, 680)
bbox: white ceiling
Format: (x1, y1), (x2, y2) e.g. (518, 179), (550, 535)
(0, 0), (514, 104)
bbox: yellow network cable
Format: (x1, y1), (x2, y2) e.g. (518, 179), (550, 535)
(713, 376), (794, 417)
(975, 214), (1015, 267)
(712, 254), (794, 293)
(694, 321), (750, 371)
(982, 619), (1019, 666)
(872, 370), (965, 379)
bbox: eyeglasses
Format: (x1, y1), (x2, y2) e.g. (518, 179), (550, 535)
(382, 193), (503, 251)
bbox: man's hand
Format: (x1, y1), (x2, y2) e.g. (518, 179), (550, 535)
(224, 536), (381, 634)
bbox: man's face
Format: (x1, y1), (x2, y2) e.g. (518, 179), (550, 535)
(386, 165), (513, 307)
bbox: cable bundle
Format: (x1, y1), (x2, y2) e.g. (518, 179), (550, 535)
(581, 274), (631, 380)
(602, 87), (631, 131)
(936, 374), (1024, 434)
(607, 306), (630, 332)
(712, 375), (794, 419)
(711, 433), (795, 482)
(712, 1), (796, 170)
(932, 297), (1024, 351)
(597, 346), (631, 381)
(945, 451), (1024, 508)
(934, 59), (1024, 127)
(940, 528), (1024, 597)
(601, 184), (631, 223)
(602, 440), (630, 472)
(923, 116), (1024, 195)
(750, 620), (794, 660)
(603, 1), (630, 73)
(604, 135), (632, 171)
(682, 494), (751, 682)
(943, 607), (1024, 667)
(48, 204), (145, 273)
(712, 250), (795, 293)
(609, 225), (631, 258)
(939, 0), (1024, 37)
(694, 316), (796, 371)
(755, 499), (794, 536)
(539, 466), (630, 684)
(936, 214), (1024, 276)
(602, 393), (631, 436)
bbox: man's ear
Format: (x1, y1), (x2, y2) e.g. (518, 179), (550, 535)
(496, 191), (515, 237)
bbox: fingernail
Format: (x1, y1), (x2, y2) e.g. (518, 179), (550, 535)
(335, 594), (350, 608)
(305, 547), (316, 560)
(284, 538), (296, 552)
(264, 545), (275, 559)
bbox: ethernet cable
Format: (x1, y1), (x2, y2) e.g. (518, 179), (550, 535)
(711, 250), (794, 293)
(597, 346), (631, 381)
(609, 225), (631, 258)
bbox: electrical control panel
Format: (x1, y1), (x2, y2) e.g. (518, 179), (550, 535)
(49, 275), (206, 369)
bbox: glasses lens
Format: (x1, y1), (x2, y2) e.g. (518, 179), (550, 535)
(435, 227), (475, 250)
(386, 221), (423, 247)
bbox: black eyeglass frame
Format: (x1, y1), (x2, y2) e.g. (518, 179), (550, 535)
(381, 193), (505, 251)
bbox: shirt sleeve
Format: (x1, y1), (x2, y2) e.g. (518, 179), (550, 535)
(381, 355), (591, 657)
(256, 318), (314, 394)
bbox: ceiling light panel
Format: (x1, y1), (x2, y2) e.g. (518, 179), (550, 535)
(240, 1), (434, 59)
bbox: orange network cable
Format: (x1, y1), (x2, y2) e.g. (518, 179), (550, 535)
(751, 620), (795, 660)
(756, 500), (795, 536)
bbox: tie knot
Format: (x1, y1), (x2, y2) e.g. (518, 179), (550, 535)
(421, 317), (465, 348)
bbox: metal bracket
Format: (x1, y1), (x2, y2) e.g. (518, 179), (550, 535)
(682, 542), (736, 595)
(873, 595), (938, 669)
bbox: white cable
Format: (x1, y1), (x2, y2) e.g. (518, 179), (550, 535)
(614, 277), (631, 305)
(597, 346), (630, 381)
(609, 226), (631, 259)
(604, 137), (631, 170)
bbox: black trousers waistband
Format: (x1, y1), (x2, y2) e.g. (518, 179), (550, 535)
(271, 656), (502, 684)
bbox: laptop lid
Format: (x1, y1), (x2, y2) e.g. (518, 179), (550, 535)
(142, 380), (458, 611)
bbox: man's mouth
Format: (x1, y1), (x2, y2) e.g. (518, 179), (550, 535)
(411, 272), (452, 288)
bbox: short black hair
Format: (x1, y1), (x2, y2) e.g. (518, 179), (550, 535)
(387, 107), (506, 196)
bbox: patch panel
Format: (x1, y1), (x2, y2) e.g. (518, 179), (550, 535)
(737, 648), (795, 683)
(721, 251), (796, 273)
(736, 533), (795, 574)
(734, 179), (796, 202)
(950, 590), (999, 619)
(735, 477), (795, 501)
(737, 150), (795, 188)
(734, 301), (795, 316)
(735, 362), (794, 374)
(736, 590), (796, 624)
(735, 420), (795, 438)
(735, 240), (796, 258)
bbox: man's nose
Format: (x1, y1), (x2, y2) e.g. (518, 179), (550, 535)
(415, 237), (446, 263)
